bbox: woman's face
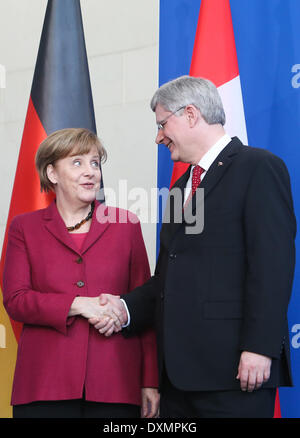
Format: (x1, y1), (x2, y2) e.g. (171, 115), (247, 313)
(47, 145), (101, 207)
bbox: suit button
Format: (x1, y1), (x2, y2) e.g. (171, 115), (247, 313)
(76, 281), (85, 288)
(160, 291), (164, 300)
(76, 257), (83, 264)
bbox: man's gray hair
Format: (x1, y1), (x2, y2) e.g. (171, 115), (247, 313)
(150, 75), (226, 126)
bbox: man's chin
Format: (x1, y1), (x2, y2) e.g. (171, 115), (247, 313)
(170, 153), (183, 163)
(169, 151), (179, 162)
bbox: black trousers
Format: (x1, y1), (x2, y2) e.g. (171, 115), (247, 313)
(160, 371), (276, 418)
(13, 399), (140, 419)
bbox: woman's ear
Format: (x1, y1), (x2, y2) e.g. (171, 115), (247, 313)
(46, 164), (57, 185)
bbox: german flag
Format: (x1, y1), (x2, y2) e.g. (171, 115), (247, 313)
(0, 0), (97, 417)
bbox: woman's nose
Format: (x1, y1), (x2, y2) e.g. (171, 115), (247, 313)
(82, 162), (96, 176)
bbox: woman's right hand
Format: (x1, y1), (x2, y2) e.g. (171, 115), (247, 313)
(68, 296), (122, 332)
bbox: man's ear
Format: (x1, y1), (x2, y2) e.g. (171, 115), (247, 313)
(185, 104), (201, 127)
(46, 164), (57, 185)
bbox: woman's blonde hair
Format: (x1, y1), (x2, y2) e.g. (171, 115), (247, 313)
(35, 128), (107, 192)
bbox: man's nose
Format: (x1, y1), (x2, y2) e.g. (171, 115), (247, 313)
(155, 128), (164, 144)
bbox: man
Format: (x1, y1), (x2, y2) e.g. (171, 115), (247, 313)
(91, 76), (296, 418)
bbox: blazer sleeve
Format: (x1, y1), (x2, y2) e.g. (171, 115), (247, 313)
(240, 153), (296, 358)
(123, 250), (163, 335)
(2, 216), (78, 335)
(127, 220), (158, 388)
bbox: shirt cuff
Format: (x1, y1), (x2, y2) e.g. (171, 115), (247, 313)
(120, 298), (130, 328)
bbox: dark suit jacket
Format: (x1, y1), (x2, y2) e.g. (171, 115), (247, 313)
(124, 137), (296, 392)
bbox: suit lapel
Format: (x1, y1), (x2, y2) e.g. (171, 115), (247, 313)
(160, 166), (191, 249)
(43, 200), (111, 254)
(81, 202), (112, 254)
(43, 201), (80, 254)
(196, 137), (241, 205)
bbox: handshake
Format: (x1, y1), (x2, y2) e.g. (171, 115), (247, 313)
(69, 294), (128, 337)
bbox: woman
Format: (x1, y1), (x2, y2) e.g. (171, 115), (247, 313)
(3, 128), (159, 418)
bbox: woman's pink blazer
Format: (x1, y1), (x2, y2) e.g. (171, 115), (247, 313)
(3, 201), (158, 406)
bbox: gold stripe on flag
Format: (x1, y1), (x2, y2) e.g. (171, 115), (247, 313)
(0, 296), (17, 418)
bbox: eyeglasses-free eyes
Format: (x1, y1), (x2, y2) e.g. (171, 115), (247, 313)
(156, 106), (185, 131)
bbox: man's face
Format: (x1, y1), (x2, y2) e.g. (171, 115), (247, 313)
(155, 104), (190, 163)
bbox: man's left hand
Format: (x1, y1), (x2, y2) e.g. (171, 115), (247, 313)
(141, 388), (160, 418)
(236, 351), (272, 392)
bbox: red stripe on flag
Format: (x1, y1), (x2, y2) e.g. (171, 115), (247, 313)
(190, 0), (239, 87)
(170, 0), (240, 187)
(0, 97), (54, 342)
(274, 389), (282, 418)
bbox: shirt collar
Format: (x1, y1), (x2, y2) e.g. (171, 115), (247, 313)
(194, 133), (231, 173)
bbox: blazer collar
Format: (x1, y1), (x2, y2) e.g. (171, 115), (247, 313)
(43, 200), (111, 254)
(160, 137), (243, 248)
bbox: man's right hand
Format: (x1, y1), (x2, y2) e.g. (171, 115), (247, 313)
(88, 293), (128, 337)
(69, 295), (123, 333)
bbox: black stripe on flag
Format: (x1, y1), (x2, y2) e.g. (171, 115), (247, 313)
(30, 0), (97, 135)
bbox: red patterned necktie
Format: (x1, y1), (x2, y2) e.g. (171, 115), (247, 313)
(191, 165), (205, 196)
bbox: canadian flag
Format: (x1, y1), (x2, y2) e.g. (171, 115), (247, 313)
(170, 0), (247, 185)
(169, 0), (281, 418)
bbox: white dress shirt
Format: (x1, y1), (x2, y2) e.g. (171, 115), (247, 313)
(184, 134), (232, 203)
